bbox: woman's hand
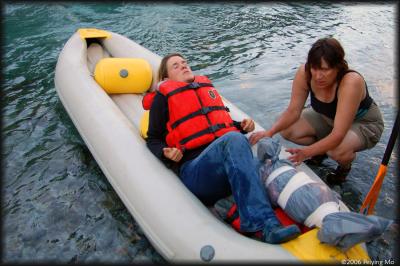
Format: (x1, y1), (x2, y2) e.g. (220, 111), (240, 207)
(163, 147), (183, 162)
(241, 118), (255, 133)
(285, 148), (309, 166)
(249, 130), (272, 145)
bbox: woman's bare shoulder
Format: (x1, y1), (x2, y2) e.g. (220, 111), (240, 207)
(341, 71), (365, 87)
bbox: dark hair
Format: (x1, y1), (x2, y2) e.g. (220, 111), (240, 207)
(305, 37), (349, 83)
(157, 53), (185, 82)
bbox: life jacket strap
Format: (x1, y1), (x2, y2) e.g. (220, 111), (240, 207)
(166, 82), (213, 98)
(179, 122), (235, 145)
(171, 106), (230, 129)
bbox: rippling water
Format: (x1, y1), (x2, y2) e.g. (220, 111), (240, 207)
(2, 3), (398, 263)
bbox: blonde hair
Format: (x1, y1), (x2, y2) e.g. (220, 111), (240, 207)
(157, 53), (185, 82)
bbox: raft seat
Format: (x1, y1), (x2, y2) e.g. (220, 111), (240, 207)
(87, 44), (152, 137)
(88, 42), (153, 95)
(87, 42), (110, 74)
(94, 57), (152, 94)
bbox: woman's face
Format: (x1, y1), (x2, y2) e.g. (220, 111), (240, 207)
(166, 56), (195, 83)
(310, 57), (338, 89)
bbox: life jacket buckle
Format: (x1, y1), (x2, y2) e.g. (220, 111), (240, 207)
(188, 82), (200, 89)
(209, 124), (224, 133)
(201, 106), (211, 115)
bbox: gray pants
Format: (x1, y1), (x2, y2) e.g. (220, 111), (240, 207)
(302, 102), (384, 150)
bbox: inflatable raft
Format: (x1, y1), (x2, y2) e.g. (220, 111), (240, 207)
(54, 28), (371, 263)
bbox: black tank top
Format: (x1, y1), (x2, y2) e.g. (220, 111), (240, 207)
(309, 70), (373, 120)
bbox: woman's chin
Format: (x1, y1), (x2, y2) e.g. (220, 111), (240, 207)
(184, 74), (195, 83)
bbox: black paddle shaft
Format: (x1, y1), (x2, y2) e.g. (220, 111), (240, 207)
(381, 111), (399, 166)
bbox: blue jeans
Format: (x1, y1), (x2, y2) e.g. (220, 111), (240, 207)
(180, 131), (278, 232)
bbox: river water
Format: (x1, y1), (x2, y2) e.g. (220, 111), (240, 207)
(2, 2), (398, 263)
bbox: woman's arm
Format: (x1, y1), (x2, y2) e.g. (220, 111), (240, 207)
(146, 93), (172, 163)
(249, 64), (309, 144)
(288, 72), (365, 163)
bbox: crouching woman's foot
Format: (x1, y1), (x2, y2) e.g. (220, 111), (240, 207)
(262, 219), (301, 244)
(326, 164), (352, 185)
(304, 153), (328, 166)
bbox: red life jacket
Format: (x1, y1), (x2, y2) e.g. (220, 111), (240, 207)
(157, 76), (239, 150)
(225, 203), (311, 238)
